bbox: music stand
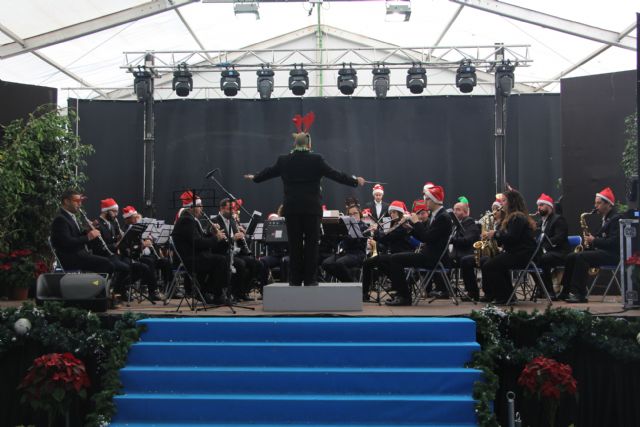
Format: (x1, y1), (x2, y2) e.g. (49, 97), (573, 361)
(155, 225), (173, 246)
(341, 215), (366, 240)
(116, 223), (155, 305)
(245, 211), (263, 237)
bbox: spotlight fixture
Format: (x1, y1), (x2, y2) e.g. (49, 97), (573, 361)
(338, 64), (358, 95)
(289, 64), (309, 96)
(385, 0), (411, 22)
(372, 65), (390, 99)
(495, 61), (515, 97)
(406, 64), (426, 94)
(233, 1), (259, 20)
(220, 67), (241, 97)
(172, 63), (193, 97)
(256, 65), (274, 100)
(133, 67), (153, 102)
(456, 60), (477, 94)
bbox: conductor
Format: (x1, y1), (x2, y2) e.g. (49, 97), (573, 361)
(245, 112), (365, 286)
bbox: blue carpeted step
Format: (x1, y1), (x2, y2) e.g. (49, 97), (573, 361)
(137, 317), (477, 343)
(112, 393), (477, 424)
(126, 341), (480, 367)
(110, 423), (479, 427)
(120, 366), (482, 395)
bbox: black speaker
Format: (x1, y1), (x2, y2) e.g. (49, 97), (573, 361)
(36, 273), (110, 312)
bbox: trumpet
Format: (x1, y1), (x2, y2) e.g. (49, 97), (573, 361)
(78, 208), (114, 256)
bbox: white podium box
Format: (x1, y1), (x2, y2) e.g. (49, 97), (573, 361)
(263, 283), (363, 312)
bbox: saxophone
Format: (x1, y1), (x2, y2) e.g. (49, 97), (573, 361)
(575, 209), (599, 275)
(472, 210), (499, 267)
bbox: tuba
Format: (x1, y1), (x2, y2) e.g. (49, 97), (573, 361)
(472, 210), (499, 267)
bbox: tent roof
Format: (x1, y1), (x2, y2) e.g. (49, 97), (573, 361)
(0, 0), (636, 102)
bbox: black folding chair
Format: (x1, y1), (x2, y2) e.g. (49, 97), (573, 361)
(506, 234), (553, 306)
(164, 237), (208, 312)
(410, 230), (459, 306)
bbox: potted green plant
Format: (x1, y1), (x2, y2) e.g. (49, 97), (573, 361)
(0, 249), (47, 300)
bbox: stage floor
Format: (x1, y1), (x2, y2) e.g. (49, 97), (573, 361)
(3, 296), (635, 317)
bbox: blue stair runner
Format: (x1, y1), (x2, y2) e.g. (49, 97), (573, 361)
(111, 317), (482, 426)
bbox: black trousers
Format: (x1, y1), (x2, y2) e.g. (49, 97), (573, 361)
(236, 254), (263, 294)
(186, 253), (229, 296)
(379, 252), (439, 299)
(481, 251), (532, 301)
(536, 251), (567, 297)
(560, 250), (618, 297)
(259, 255), (289, 287)
(362, 254), (393, 296)
(285, 214), (321, 285)
(59, 251), (115, 275)
(456, 254), (483, 299)
(322, 253), (365, 282)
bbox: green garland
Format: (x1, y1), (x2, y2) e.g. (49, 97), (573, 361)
(468, 306), (640, 426)
(0, 302), (145, 425)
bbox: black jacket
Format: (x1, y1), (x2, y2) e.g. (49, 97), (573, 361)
(537, 213), (570, 254)
(411, 207), (453, 262)
(91, 216), (122, 257)
(211, 214), (251, 256)
(171, 211), (226, 263)
(339, 221), (369, 255)
(50, 209), (92, 266)
(253, 151), (358, 216)
(364, 201), (390, 223)
(495, 212), (537, 255)
(592, 210), (621, 255)
(374, 219), (413, 254)
(450, 216), (481, 258)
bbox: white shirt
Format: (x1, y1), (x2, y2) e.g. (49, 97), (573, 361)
(375, 201), (382, 218)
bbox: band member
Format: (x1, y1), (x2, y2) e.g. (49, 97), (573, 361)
(364, 184), (389, 223)
(481, 190), (537, 304)
(381, 184), (452, 306)
(213, 198), (263, 301)
(321, 204), (368, 282)
(449, 200), (481, 300)
(361, 200), (414, 301)
(92, 198), (162, 301)
(534, 194), (569, 300)
(562, 187), (621, 303)
(259, 213), (289, 289)
(50, 189), (114, 274)
(171, 191), (230, 304)
(245, 112), (365, 286)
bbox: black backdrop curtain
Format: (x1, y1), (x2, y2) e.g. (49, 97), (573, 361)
(71, 95), (560, 221)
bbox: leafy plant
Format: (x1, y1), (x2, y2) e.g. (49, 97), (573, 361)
(621, 111), (638, 178)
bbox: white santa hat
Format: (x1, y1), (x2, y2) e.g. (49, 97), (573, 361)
(372, 184), (384, 195)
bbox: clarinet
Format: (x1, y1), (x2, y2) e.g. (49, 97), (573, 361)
(203, 210), (236, 274)
(78, 209), (114, 256)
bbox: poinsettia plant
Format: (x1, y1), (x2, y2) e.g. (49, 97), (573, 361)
(18, 352), (91, 424)
(0, 249), (47, 289)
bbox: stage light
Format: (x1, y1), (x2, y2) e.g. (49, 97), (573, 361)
(495, 61), (515, 97)
(256, 65), (274, 100)
(133, 67), (153, 102)
(220, 67), (241, 97)
(456, 60), (477, 94)
(406, 64), (426, 94)
(338, 64), (358, 95)
(372, 65), (390, 99)
(234, 1), (259, 20)
(385, 0), (411, 22)
(172, 63), (193, 97)
(288, 65), (309, 96)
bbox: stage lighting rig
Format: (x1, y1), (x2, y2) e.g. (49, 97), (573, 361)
(406, 64), (426, 94)
(385, 0), (411, 22)
(456, 60), (477, 94)
(220, 67), (241, 97)
(133, 67), (153, 102)
(289, 64), (309, 96)
(372, 65), (390, 99)
(256, 65), (274, 100)
(495, 61), (515, 97)
(172, 63), (193, 97)
(338, 64), (358, 95)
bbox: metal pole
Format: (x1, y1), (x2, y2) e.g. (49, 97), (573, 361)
(636, 13), (639, 219)
(494, 44), (507, 194)
(142, 54), (155, 217)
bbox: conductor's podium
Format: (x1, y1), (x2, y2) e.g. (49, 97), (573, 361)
(263, 283), (362, 312)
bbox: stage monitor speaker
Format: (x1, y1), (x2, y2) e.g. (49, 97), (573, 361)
(36, 273), (110, 312)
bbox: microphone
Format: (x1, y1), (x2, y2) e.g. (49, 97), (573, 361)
(205, 168), (219, 179)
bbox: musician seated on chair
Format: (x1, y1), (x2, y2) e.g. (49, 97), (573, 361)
(534, 193), (569, 301)
(212, 198), (263, 302)
(561, 187), (621, 304)
(380, 184), (452, 306)
(480, 190), (537, 304)
(321, 203), (368, 283)
(449, 197), (481, 300)
(361, 200), (414, 302)
(50, 189), (115, 275)
(172, 191), (231, 305)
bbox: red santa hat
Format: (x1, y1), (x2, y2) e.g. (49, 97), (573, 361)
(361, 208), (372, 217)
(180, 191), (202, 208)
(267, 213), (280, 220)
(423, 182), (435, 194)
(491, 198), (503, 210)
(388, 200), (408, 214)
(536, 193), (554, 208)
(122, 205), (138, 219)
(596, 187), (615, 205)
(100, 198), (118, 212)
(412, 199), (427, 213)
(424, 185), (445, 205)
(372, 184), (384, 196)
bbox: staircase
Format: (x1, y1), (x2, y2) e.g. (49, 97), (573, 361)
(110, 317), (482, 426)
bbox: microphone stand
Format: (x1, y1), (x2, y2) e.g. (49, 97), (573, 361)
(205, 172), (255, 311)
